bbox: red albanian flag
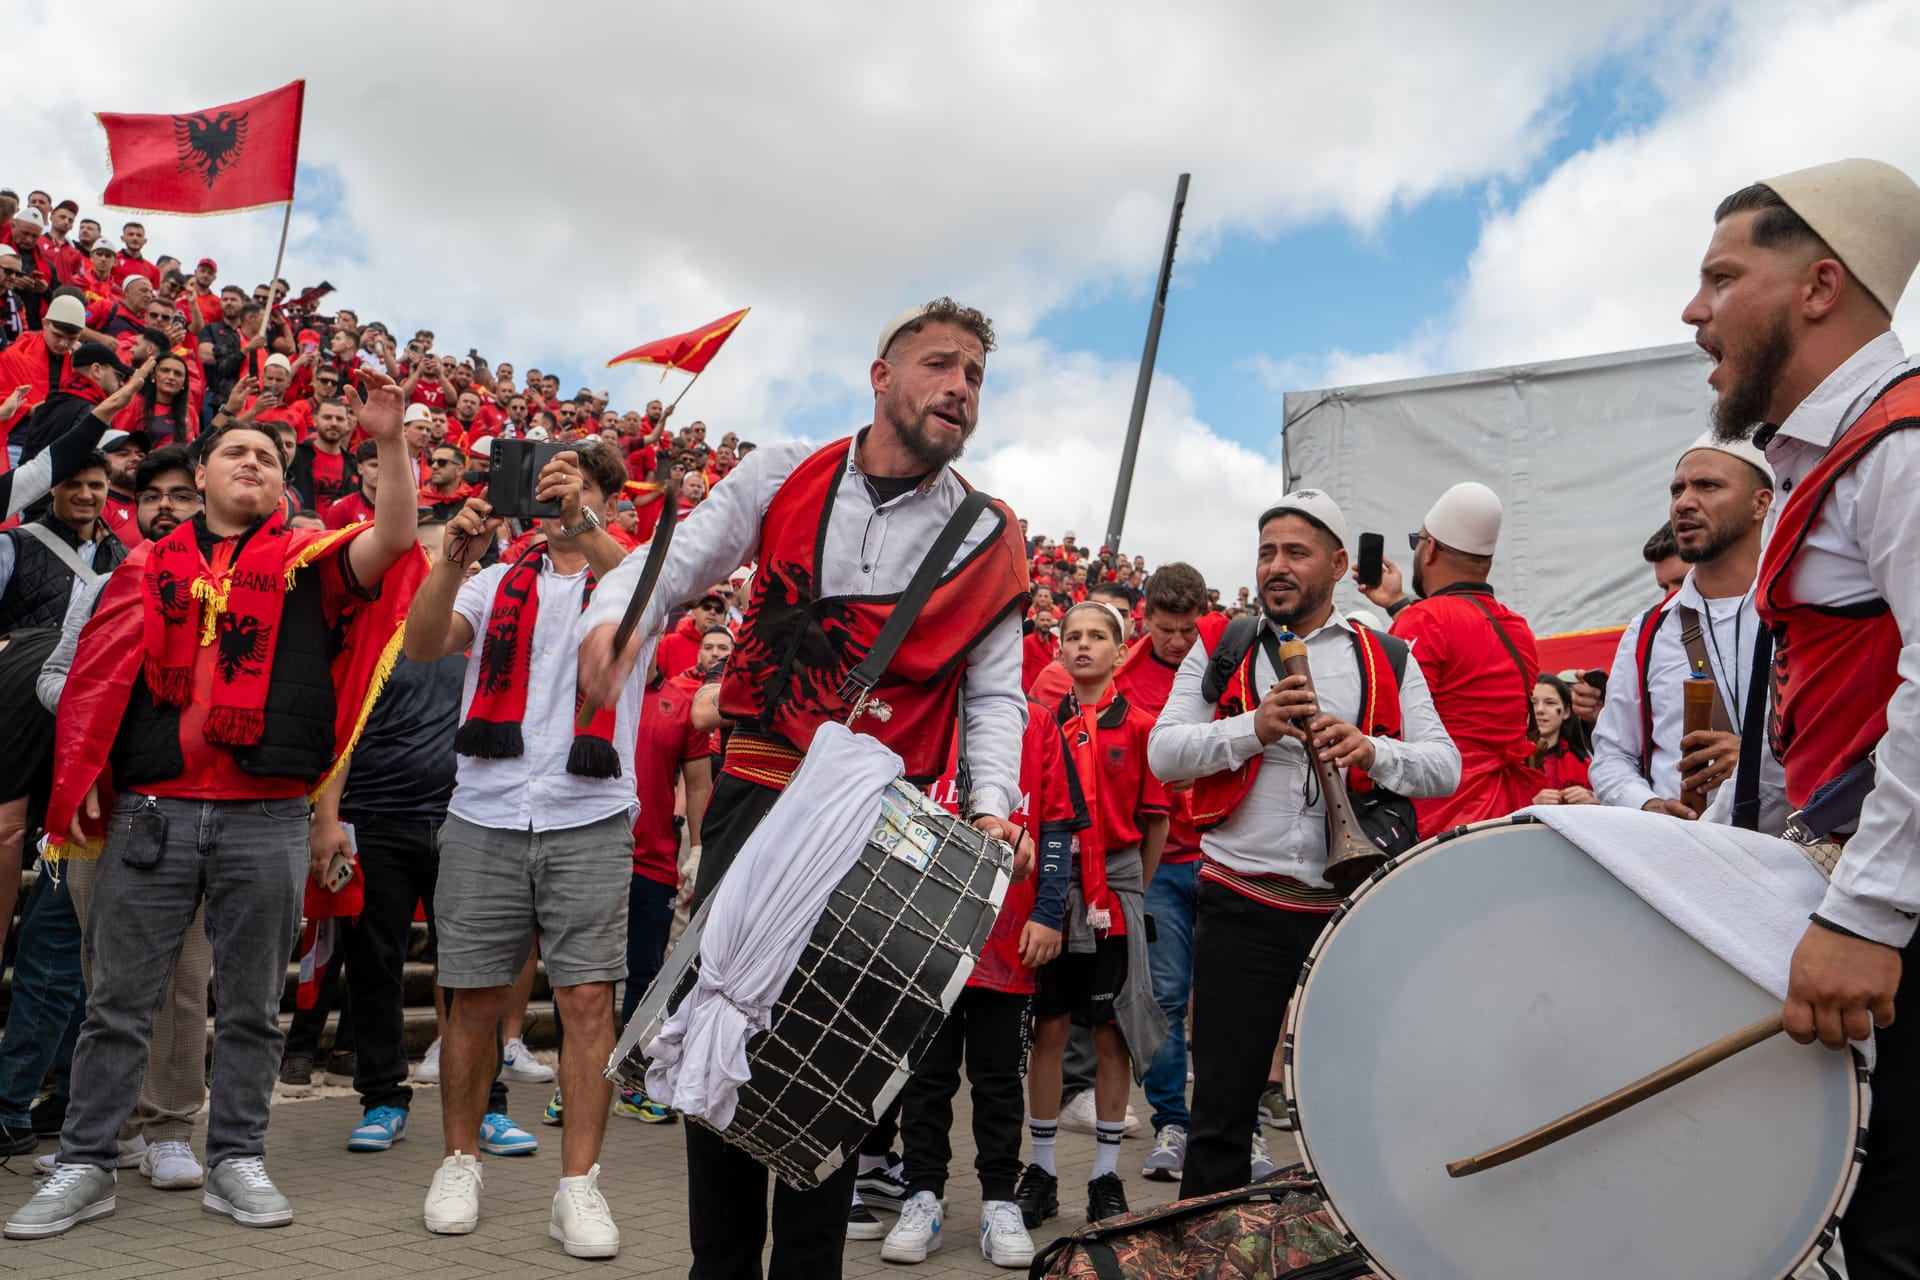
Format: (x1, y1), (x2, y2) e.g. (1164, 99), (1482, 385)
(97, 80), (305, 216)
(607, 308), (750, 375)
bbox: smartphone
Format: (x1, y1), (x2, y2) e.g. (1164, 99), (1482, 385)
(487, 437), (565, 519)
(1357, 532), (1385, 588)
(325, 822), (357, 892)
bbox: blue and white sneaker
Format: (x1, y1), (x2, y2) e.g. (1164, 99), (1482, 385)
(348, 1106), (408, 1153)
(881, 1190), (943, 1263)
(478, 1112), (539, 1157)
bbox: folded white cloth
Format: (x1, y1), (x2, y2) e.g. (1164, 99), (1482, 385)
(1528, 805), (1872, 1064)
(644, 723), (902, 1129)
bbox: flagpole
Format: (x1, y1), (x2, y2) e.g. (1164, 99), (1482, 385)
(265, 200), (292, 298)
(667, 368), (704, 411)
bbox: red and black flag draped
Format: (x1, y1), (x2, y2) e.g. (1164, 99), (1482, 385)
(45, 516), (424, 858)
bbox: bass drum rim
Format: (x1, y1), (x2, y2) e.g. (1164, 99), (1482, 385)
(1278, 814), (1868, 1280)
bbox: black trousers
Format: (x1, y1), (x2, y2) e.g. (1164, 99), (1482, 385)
(341, 814), (504, 1114)
(685, 771), (860, 1280)
(1179, 882), (1328, 1200)
(1838, 934), (1920, 1280)
(900, 986), (1028, 1202)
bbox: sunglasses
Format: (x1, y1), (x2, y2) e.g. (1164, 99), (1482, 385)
(1408, 532), (1431, 552)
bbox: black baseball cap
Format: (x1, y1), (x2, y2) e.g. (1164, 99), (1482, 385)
(71, 342), (133, 377)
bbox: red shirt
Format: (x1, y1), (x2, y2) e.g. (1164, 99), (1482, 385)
(408, 378), (449, 408)
(1112, 636), (1203, 863)
(101, 492), (139, 548)
(112, 253), (159, 287)
(655, 614), (705, 679)
(1064, 687), (1170, 855)
(189, 290), (223, 326)
(307, 449), (348, 516)
(1539, 740), (1592, 792)
(1021, 628), (1058, 691)
(324, 491), (374, 529)
(1390, 586), (1545, 833)
(631, 671), (711, 884)
(140, 538), (366, 801)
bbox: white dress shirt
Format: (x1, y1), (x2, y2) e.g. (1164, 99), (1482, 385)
(1148, 613), (1461, 882)
(448, 557), (643, 832)
(1762, 329), (1920, 946)
(1589, 572), (1789, 834)
(582, 433), (1028, 819)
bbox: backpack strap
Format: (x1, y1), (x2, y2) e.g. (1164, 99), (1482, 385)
(1199, 614), (1260, 706)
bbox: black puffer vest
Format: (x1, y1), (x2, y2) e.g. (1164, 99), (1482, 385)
(0, 516), (129, 632)
(110, 520), (344, 788)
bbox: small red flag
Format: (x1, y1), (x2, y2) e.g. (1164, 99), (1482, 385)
(96, 80), (306, 216)
(607, 308), (750, 375)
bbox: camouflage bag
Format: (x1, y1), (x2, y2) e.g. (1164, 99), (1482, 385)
(1029, 1167), (1377, 1280)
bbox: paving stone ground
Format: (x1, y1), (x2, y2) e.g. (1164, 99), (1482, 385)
(0, 1074), (1302, 1279)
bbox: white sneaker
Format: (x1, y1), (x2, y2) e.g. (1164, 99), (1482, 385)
(141, 1140), (204, 1190)
(413, 1039), (442, 1084)
(36, 1137), (145, 1176)
(424, 1152), (483, 1235)
(1058, 1091), (1140, 1137)
(979, 1199), (1034, 1269)
(500, 1037), (556, 1084)
(881, 1190), (943, 1264)
(549, 1163), (619, 1259)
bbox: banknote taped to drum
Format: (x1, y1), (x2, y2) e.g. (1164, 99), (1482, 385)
(608, 722), (1013, 1189)
(1282, 809), (1865, 1280)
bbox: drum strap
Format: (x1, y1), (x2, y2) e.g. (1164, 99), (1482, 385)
(1730, 626), (1773, 832)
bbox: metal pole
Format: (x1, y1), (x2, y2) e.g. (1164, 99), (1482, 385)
(1104, 172), (1189, 555)
(265, 200), (292, 299)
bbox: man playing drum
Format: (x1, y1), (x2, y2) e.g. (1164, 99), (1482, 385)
(1147, 490), (1459, 1199)
(1688, 158), (1920, 1278)
(578, 298), (1031, 1279)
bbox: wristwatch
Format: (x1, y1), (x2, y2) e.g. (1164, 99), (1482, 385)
(558, 507), (604, 539)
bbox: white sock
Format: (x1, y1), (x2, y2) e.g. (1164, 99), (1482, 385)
(1028, 1116), (1058, 1176)
(1092, 1120), (1125, 1179)
(857, 1153), (889, 1175)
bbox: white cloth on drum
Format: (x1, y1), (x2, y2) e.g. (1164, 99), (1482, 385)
(642, 722), (903, 1130)
(1527, 804), (1875, 1064)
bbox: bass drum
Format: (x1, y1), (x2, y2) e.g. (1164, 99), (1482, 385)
(1282, 816), (1864, 1280)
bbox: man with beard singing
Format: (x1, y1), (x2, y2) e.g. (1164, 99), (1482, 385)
(1148, 491), (1458, 1198)
(1686, 159), (1920, 1278)
(577, 298), (1031, 1279)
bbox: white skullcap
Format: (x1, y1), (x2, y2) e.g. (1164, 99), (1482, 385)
(876, 304), (935, 358)
(403, 402), (433, 424)
(1762, 158), (1920, 314)
(1679, 430), (1774, 488)
(1423, 482), (1503, 556)
(264, 353), (292, 373)
(1258, 488), (1349, 551)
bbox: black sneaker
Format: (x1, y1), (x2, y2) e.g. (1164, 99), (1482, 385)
(1086, 1172), (1129, 1224)
(854, 1151), (908, 1212)
(0, 1120), (39, 1158)
(276, 1050), (314, 1094)
(324, 1051), (358, 1086)
(1013, 1163), (1058, 1230)
(28, 1095), (66, 1138)
(846, 1195), (886, 1241)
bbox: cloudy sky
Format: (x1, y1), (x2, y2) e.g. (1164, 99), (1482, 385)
(14, 0), (1920, 606)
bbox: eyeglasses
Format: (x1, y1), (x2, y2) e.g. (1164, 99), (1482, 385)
(1407, 532), (1431, 552)
(137, 487), (202, 508)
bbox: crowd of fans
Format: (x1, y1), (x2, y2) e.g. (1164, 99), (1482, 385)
(0, 175), (1850, 1276)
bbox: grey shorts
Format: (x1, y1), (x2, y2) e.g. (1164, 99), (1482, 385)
(434, 811), (632, 989)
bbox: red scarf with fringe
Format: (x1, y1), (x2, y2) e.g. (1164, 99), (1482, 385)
(454, 546), (620, 778)
(143, 509), (306, 746)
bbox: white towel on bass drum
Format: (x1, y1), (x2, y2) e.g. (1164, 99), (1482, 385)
(644, 722), (903, 1130)
(1528, 804), (1873, 1065)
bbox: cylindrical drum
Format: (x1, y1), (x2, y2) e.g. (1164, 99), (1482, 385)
(1283, 816), (1864, 1280)
(610, 777), (1010, 1188)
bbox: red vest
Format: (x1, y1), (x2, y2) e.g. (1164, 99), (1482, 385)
(1756, 369), (1919, 806)
(1190, 625), (1403, 830)
(717, 439), (1030, 782)
(1631, 589), (1681, 777)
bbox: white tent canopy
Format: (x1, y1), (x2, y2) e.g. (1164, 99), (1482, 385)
(1281, 342), (1714, 638)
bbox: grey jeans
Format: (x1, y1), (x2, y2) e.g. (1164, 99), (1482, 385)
(60, 793), (307, 1170)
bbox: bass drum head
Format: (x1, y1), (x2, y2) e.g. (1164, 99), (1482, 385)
(1284, 818), (1863, 1280)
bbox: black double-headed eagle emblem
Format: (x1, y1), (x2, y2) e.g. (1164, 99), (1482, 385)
(174, 110), (249, 189)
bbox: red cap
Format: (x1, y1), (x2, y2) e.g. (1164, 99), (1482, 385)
(197, 257), (218, 271)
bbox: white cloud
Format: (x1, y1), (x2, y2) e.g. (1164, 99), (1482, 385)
(16, 0), (1850, 590)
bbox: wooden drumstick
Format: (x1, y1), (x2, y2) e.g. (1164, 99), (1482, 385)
(1445, 1012), (1784, 1178)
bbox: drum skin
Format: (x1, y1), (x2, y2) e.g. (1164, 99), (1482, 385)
(1283, 818), (1865, 1280)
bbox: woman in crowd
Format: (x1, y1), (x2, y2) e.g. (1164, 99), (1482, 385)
(112, 352), (195, 446)
(1530, 672), (1596, 805)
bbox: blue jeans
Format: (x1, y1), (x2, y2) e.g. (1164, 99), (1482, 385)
(1142, 858), (1199, 1133)
(0, 870), (84, 1127)
(622, 874), (677, 1025)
